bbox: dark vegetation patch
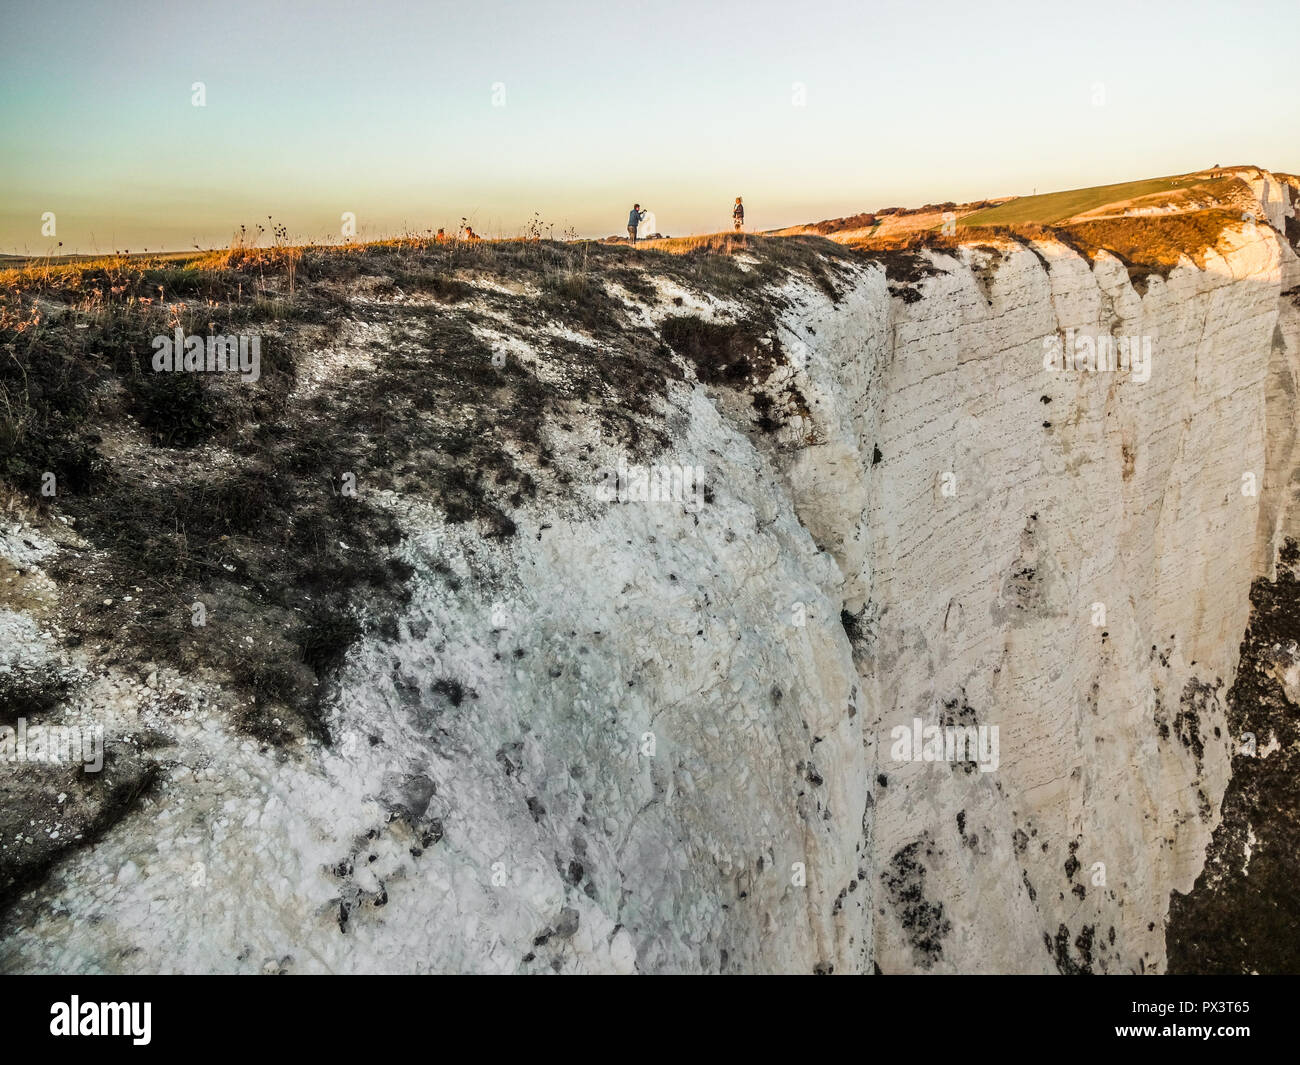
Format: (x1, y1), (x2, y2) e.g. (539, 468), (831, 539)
(431, 678), (465, 707)
(0, 280), (402, 738)
(855, 248), (949, 303)
(390, 270), (475, 302)
(660, 314), (810, 436)
(538, 273), (623, 332)
(804, 212), (878, 235)
(1021, 868), (1037, 902)
(1044, 922), (1096, 975)
(861, 248), (945, 287)
(1167, 538), (1300, 974)
(130, 369), (223, 449)
(882, 836), (952, 969)
(1153, 695), (1171, 741)
(661, 316), (780, 388)
(0, 665), (71, 726)
(1173, 677), (1221, 773)
(1064, 845), (1080, 881)
(0, 301), (110, 493)
(329, 807), (443, 932)
(839, 606), (872, 658)
(45, 452), (408, 742)
(939, 693), (980, 775)
(607, 269), (658, 302)
(871, 199), (1002, 219)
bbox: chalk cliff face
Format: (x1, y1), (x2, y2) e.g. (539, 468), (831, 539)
(2, 176), (1297, 974)
(788, 220), (1298, 973)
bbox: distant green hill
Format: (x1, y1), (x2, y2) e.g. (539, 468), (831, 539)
(960, 175), (1194, 226)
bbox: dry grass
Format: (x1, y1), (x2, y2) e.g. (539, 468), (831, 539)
(1054, 209), (1241, 289)
(2, 198), (1249, 318)
(842, 205), (1243, 294)
(637, 231), (752, 255)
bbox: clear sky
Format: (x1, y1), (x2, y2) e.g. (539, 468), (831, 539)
(3, 0), (1298, 253)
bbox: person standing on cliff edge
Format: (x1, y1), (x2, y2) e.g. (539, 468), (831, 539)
(733, 197), (744, 232)
(628, 204), (646, 244)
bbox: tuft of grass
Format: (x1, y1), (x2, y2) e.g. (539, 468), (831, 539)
(539, 271), (620, 331)
(130, 369), (222, 449)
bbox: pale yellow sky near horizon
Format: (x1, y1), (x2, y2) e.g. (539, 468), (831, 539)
(3, 0), (1298, 254)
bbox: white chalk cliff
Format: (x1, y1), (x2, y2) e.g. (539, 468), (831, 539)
(2, 173), (1298, 974)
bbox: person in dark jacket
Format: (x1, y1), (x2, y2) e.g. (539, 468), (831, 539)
(733, 197), (744, 231)
(628, 204), (646, 243)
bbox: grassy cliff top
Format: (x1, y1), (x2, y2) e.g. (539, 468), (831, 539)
(0, 232), (860, 751)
